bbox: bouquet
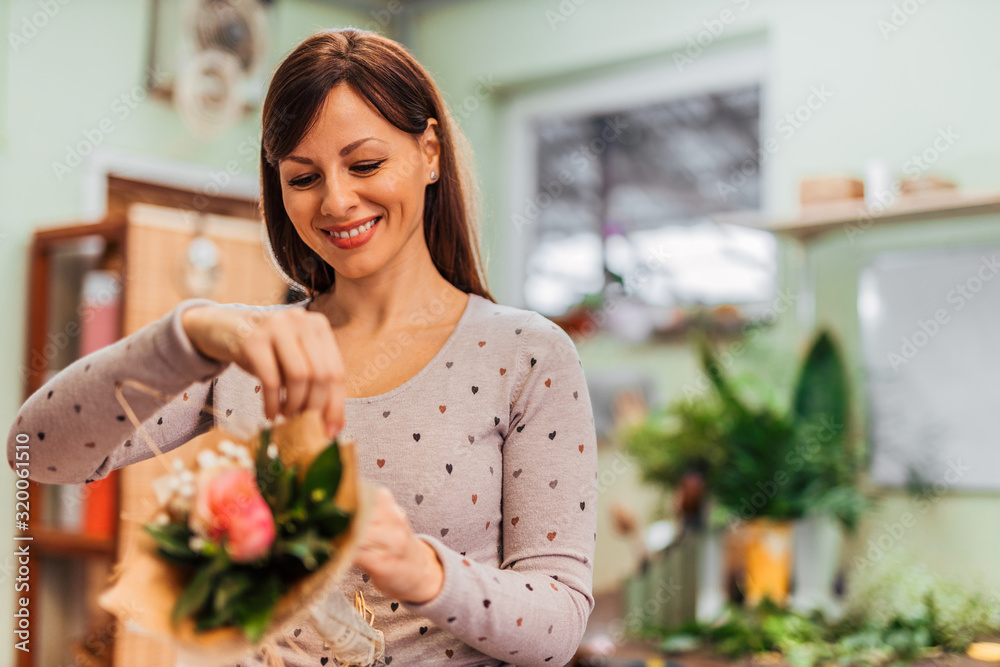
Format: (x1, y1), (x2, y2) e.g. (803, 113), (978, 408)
(100, 410), (383, 666)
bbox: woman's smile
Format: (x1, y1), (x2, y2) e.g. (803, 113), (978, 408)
(320, 215), (382, 249)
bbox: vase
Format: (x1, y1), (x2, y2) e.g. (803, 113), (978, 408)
(790, 515), (843, 617)
(696, 528), (726, 622)
(742, 518), (794, 606)
(622, 532), (698, 636)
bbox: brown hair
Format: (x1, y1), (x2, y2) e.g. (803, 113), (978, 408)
(259, 28), (493, 301)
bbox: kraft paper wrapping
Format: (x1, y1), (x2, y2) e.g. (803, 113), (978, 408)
(99, 411), (384, 667)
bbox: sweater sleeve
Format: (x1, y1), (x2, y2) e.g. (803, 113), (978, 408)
(403, 312), (598, 666)
(6, 298), (230, 485)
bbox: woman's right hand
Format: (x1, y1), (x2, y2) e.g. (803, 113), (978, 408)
(181, 305), (345, 438)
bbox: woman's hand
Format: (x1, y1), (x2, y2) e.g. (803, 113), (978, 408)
(353, 487), (444, 604)
(181, 305), (345, 438)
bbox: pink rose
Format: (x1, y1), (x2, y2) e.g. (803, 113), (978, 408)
(192, 468), (275, 562)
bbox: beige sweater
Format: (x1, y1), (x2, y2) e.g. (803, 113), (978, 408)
(7, 293), (598, 666)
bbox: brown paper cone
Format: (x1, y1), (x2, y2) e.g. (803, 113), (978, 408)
(99, 411), (374, 666)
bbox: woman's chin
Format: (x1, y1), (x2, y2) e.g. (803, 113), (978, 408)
(327, 255), (386, 282)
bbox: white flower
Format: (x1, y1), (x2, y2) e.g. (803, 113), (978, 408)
(151, 476), (176, 506)
(234, 447), (253, 469)
(189, 536), (206, 552)
(267, 444), (279, 460)
(196, 450), (219, 470)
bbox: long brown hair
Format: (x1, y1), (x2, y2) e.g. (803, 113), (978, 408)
(259, 28), (493, 301)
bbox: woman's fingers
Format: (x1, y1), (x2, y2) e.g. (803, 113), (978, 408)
(317, 321), (346, 436)
(299, 313), (344, 437)
(271, 322), (313, 419)
(242, 333), (284, 421)
(217, 308), (344, 430)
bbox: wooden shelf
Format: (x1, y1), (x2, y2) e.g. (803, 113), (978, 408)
(25, 527), (116, 558)
(719, 189), (1000, 241)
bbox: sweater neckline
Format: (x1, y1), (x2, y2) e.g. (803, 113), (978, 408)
(297, 292), (482, 404)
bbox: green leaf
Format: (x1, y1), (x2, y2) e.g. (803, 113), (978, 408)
(273, 467), (297, 513)
(300, 441), (342, 508)
(697, 334), (751, 419)
(172, 552), (229, 624)
(195, 603), (232, 632)
(256, 428), (284, 509)
(309, 502), (351, 537)
(277, 529), (333, 571)
(792, 330), (849, 431)
(144, 523), (199, 563)
(232, 574), (282, 642)
(212, 570), (254, 615)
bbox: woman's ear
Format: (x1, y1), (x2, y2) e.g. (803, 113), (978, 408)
(421, 118), (441, 180)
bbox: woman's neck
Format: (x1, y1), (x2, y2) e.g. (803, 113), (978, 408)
(312, 243), (465, 337)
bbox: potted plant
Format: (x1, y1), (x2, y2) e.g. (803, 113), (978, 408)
(626, 329), (868, 614)
(695, 337), (804, 608)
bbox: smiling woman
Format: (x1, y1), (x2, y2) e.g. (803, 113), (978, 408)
(260, 30), (490, 299)
(8, 27), (597, 667)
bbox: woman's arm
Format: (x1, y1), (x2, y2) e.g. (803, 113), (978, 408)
(403, 313), (598, 666)
(6, 299), (229, 485)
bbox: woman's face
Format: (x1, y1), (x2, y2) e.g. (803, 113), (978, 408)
(277, 84), (440, 282)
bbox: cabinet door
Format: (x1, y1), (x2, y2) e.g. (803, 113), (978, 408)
(114, 204), (288, 667)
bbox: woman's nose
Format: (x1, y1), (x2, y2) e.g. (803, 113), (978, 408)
(320, 172), (360, 219)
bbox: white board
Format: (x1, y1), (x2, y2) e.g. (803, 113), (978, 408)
(858, 246), (1000, 490)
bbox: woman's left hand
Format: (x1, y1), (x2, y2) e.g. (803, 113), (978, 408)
(353, 487), (445, 604)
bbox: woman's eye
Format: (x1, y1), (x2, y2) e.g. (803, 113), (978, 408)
(287, 174), (316, 187)
(352, 161), (384, 175)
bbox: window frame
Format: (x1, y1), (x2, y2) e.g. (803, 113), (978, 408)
(500, 43), (770, 309)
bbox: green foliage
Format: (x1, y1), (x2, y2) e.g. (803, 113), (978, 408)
(624, 394), (729, 490)
(301, 441), (343, 507)
(697, 335), (811, 520)
(789, 331), (869, 529)
(648, 560), (1000, 666)
(624, 329), (870, 527)
(145, 429), (352, 642)
(792, 332), (849, 430)
(843, 556), (1000, 652)
(144, 522), (199, 565)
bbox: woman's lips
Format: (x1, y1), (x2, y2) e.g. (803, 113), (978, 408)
(322, 216), (380, 250)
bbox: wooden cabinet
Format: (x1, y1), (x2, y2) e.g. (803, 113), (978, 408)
(18, 195), (287, 667)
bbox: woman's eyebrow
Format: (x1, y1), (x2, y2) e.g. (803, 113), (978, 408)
(338, 136), (383, 157)
(284, 137), (384, 165)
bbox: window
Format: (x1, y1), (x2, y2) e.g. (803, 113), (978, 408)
(521, 84), (775, 317)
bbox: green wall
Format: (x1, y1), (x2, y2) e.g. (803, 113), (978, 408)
(407, 0), (1000, 593)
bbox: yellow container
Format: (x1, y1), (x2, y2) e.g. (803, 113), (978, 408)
(743, 519), (794, 606)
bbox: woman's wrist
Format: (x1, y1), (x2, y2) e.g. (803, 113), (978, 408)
(180, 305), (229, 363)
(403, 538), (444, 604)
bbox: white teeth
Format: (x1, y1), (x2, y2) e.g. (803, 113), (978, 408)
(329, 217), (378, 239)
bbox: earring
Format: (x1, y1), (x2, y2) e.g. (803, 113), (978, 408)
(430, 171), (437, 182)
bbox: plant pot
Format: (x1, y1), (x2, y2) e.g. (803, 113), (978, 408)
(622, 532), (698, 635)
(791, 515), (842, 617)
(696, 528), (726, 622)
(742, 518), (794, 606)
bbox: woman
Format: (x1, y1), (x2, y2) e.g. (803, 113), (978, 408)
(8, 29), (597, 666)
